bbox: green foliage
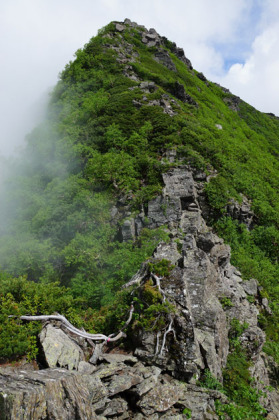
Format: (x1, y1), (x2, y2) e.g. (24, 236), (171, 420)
(182, 407), (192, 418)
(26, 336), (39, 362)
(214, 217), (279, 365)
(148, 259), (174, 277)
(0, 274), (85, 359)
(229, 318), (249, 343)
(132, 278), (175, 332)
(0, 20), (278, 382)
(215, 398), (266, 420)
(197, 369), (224, 392)
(197, 321), (266, 419)
(219, 296), (234, 309)
(205, 176), (240, 216)
(220, 319), (267, 418)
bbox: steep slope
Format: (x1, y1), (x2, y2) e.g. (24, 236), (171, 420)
(0, 19), (279, 418)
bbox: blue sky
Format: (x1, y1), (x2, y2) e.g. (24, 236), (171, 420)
(1, 0), (279, 155)
(216, 1), (263, 70)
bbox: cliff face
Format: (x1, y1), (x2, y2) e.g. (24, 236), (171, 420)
(1, 18), (279, 419)
(1, 166), (279, 419)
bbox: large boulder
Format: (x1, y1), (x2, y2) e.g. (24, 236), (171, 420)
(39, 324), (84, 370)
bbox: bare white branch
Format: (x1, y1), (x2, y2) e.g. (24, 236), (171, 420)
(13, 304), (134, 343)
(159, 318), (174, 356)
(152, 273), (166, 302)
(155, 331), (161, 355)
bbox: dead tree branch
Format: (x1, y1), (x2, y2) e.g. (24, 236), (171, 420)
(151, 273), (166, 302)
(159, 318), (175, 356)
(10, 304), (134, 343)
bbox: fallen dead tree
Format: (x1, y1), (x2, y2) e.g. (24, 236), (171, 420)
(9, 304), (134, 343)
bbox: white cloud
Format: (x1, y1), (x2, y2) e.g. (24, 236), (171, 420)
(219, 18), (279, 115)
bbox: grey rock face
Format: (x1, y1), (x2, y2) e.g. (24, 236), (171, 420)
(121, 218), (136, 241)
(0, 368), (96, 419)
(112, 20), (196, 115)
(138, 381), (183, 415)
(226, 196), (255, 229)
(170, 82), (197, 106)
(242, 278), (258, 296)
(154, 50), (176, 71)
(133, 166), (272, 390)
(39, 324), (84, 370)
(197, 72), (207, 81)
(223, 94), (241, 111)
(115, 23), (125, 32)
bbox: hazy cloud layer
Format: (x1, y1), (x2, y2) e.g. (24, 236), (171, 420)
(0, 0), (278, 155)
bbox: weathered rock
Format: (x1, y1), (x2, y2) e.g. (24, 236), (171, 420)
(99, 353), (138, 364)
(154, 50), (176, 71)
(101, 397), (128, 417)
(170, 82), (197, 106)
(153, 241), (181, 265)
(197, 72), (207, 81)
(178, 384), (228, 420)
(242, 278), (258, 296)
(0, 369), (96, 419)
(138, 381), (183, 415)
(107, 370), (143, 396)
(132, 366), (161, 397)
(223, 94), (241, 112)
(2, 162), (277, 418)
(39, 324), (84, 370)
(172, 45), (193, 69)
(78, 361), (96, 374)
(115, 23), (125, 32)
(121, 218), (136, 241)
(226, 196), (254, 229)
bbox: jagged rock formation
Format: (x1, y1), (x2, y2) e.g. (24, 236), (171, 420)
(128, 167), (269, 383)
(1, 165), (278, 419)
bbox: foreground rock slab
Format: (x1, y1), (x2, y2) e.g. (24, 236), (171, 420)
(0, 368), (96, 420)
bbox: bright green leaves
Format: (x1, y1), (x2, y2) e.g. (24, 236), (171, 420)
(86, 121), (162, 198)
(0, 274), (85, 360)
(204, 175), (240, 215)
(86, 150), (140, 193)
(82, 89), (109, 116)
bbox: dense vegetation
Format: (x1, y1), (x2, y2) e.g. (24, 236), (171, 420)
(0, 20), (279, 416)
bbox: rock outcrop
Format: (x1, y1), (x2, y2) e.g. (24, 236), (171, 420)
(1, 164), (278, 419)
(131, 167), (265, 383)
(113, 19), (197, 115)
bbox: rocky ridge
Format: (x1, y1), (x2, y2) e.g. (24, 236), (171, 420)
(1, 19), (279, 420)
(109, 19), (198, 116)
(1, 165), (278, 419)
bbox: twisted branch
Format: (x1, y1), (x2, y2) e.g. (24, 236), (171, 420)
(10, 304), (134, 343)
(152, 273), (166, 302)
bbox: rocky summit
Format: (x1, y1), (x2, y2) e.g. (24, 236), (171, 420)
(0, 19), (279, 419)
